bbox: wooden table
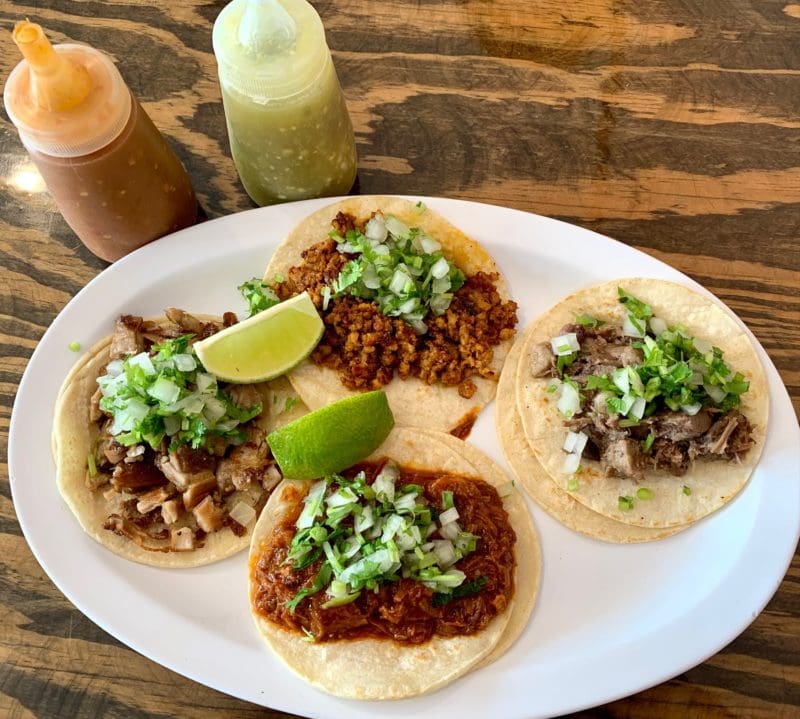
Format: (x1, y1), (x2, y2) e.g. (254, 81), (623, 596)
(1, 1), (798, 717)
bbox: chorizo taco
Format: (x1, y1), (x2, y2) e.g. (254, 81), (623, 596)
(509, 279), (768, 531)
(263, 197), (518, 435)
(53, 309), (306, 567)
(248, 428), (540, 699)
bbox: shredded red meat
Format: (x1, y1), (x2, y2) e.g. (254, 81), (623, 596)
(250, 464), (516, 644)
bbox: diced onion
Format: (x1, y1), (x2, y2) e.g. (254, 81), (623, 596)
(365, 215), (388, 243)
(432, 540), (456, 567)
(612, 367), (630, 394)
(704, 383), (727, 403)
(202, 397), (227, 423)
(148, 377), (180, 404)
(438, 507), (460, 525)
(550, 332), (580, 356)
(438, 521), (460, 540)
(195, 373), (216, 393)
(430, 256), (450, 279)
(623, 313), (645, 338)
(173, 354), (197, 372)
(630, 396), (647, 420)
(556, 382), (581, 417)
(681, 402), (703, 416)
(385, 215), (411, 239)
(229, 500), (256, 527)
(105, 359), (124, 377)
(419, 235), (441, 254)
(562, 452), (582, 475)
(128, 352), (156, 376)
(361, 264), (380, 290)
(389, 269), (412, 295)
(693, 337), (713, 354)
(618, 394), (636, 416)
(296, 480), (327, 529)
(563, 430), (588, 455)
(649, 316), (668, 336)
(431, 276), (451, 294)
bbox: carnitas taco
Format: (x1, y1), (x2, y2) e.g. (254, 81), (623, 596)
(248, 428), (539, 699)
(509, 279), (768, 531)
(53, 309), (306, 567)
(263, 197), (518, 435)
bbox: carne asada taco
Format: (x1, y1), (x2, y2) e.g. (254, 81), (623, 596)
(263, 197), (518, 434)
(53, 310), (306, 567)
(248, 428), (539, 699)
(512, 279), (768, 529)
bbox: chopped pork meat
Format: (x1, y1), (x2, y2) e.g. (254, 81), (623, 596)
(111, 461), (168, 492)
(216, 428), (270, 491)
(109, 315), (145, 359)
(158, 446), (217, 491)
(193, 496), (226, 532)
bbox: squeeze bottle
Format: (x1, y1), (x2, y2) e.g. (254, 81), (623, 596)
(3, 22), (198, 262)
(213, 0), (357, 206)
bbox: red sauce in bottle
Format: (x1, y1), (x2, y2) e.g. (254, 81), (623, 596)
(4, 22), (198, 261)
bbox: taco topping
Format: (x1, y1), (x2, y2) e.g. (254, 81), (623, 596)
(534, 288), (755, 481)
(272, 211), (517, 398)
(251, 461), (515, 643)
(88, 312), (283, 553)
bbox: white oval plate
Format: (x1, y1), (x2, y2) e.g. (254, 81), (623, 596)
(9, 197), (800, 718)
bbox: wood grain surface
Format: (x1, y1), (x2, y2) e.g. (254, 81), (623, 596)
(1, 1), (798, 717)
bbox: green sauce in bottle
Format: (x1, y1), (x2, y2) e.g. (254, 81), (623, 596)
(213, 0), (357, 206)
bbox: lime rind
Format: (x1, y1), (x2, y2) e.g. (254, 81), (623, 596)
(267, 390), (395, 480)
(194, 292), (323, 383)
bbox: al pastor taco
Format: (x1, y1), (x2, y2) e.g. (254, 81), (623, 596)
(248, 428), (539, 699)
(263, 197), (518, 435)
(53, 309), (306, 567)
(509, 279), (768, 530)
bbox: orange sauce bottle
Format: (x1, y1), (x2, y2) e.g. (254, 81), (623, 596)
(3, 22), (198, 261)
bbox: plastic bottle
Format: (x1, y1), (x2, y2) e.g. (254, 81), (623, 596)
(213, 0), (357, 206)
(3, 21), (198, 262)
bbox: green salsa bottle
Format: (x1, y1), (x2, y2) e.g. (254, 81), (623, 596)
(213, 0), (357, 206)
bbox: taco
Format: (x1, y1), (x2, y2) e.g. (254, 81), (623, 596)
(248, 428), (540, 699)
(509, 279), (768, 530)
(497, 336), (687, 542)
(53, 309), (306, 567)
(263, 197), (518, 435)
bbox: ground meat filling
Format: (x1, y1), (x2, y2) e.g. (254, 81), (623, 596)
(90, 312), (280, 553)
(273, 214), (517, 396)
(533, 323), (755, 479)
(251, 465), (516, 644)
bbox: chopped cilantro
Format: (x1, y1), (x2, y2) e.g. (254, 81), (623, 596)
(618, 287), (653, 320)
(575, 314), (604, 328)
(327, 214), (465, 333)
(682, 485), (692, 496)
(96, 335), (261, 452)
(556, 351), (577, 376)
(414, 200), (427, 214)
(567, 478), (579, 491)
(432, 576), (487, 607)
(636, 487), (654, 500)
(238, 277), (280, 318)
(286, 466), (480, 612)
(282, 396), (300, 413)
(618, 496), (635, 512)
(69, 341), (81, 352)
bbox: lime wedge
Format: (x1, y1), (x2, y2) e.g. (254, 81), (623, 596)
(268, 390), (395, 480)
(194, 292), (323, 383)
